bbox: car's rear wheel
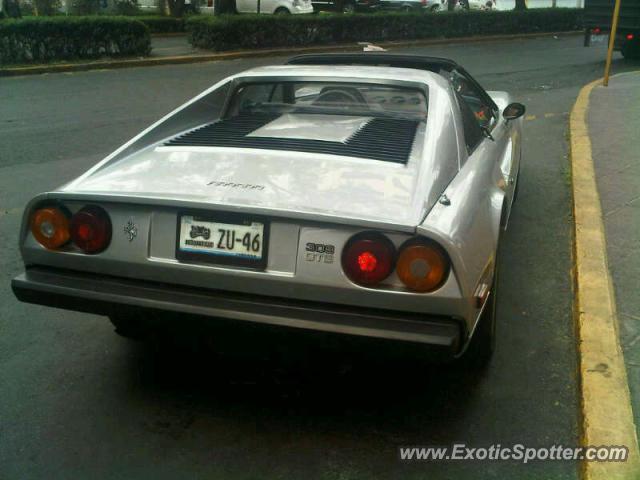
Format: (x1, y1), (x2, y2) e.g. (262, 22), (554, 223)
(109, 314), (149, 340)
(274, 6), (291, 13)
(460, 262), (498, 368)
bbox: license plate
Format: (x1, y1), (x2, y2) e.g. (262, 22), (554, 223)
(176, 214), (268, 269)
(590, 34), (607, 44)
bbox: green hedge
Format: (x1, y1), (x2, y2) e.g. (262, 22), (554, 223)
(188, 9), (583, 51)
(136, 15), (186, 33)
(0, 16), (151, 64)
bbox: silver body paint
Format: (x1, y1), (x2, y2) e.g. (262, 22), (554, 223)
(13, 65), (523, 353)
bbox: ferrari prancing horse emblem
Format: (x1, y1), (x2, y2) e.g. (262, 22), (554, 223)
(124, 219), (138, 242)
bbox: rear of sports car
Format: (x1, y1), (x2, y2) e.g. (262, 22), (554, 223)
(12, 66), (494, 360)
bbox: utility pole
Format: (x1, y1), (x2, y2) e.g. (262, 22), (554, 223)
(603, 0), (622, 86)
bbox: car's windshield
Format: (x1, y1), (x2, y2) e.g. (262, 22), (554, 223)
(226, 81), (428, 120)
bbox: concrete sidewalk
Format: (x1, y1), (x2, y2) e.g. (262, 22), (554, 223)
(588, 71), (640, 438)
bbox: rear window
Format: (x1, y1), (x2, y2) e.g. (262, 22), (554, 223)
(226, 81), (428, 120)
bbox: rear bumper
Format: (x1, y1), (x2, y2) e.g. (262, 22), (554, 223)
(12, 266), (463, 355)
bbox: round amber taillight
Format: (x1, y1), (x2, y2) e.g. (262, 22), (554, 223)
(30, 207), (71, 250)
(396, 240), (450, 292)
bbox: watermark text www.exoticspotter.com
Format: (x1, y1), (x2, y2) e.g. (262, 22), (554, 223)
(398, 444), (628, 464)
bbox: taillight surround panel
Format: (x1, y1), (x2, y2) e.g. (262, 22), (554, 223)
(28, 202), (113, 255)
(24, 200), (456, 299)
(339, 230), (452, 293)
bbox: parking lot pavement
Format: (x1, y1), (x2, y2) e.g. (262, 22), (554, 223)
(588, 71), (640, 439)
(0, 36), (634, 479)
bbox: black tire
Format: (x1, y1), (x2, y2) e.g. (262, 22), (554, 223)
(430, 4), (440, 10)
(460, 262), (498, 368)
(109, 314), (149, 340)
(274, 6), (290, 13)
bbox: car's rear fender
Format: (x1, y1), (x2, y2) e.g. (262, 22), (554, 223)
(418, 144), (505, 331)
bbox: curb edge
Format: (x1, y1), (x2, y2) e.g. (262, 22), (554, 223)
(570, 76), (640, 480)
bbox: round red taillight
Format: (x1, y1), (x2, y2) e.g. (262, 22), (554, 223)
(70, 205), (112, 254)
(341, 233), (395, 286)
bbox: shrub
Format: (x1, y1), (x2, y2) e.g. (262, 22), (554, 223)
(187, 9), (584, 51)
(0, 16), (151, 64)
(136, 15), (185, 32)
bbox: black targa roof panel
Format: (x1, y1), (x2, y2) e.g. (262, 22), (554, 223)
(285, 53), (459, 73)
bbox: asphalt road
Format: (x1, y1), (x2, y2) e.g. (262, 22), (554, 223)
(0, 35), (634, 480)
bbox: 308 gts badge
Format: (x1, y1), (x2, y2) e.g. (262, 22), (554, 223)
(305, 242), (335, 264)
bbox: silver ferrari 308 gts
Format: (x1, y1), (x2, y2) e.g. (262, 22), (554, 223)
(12, 53), (525, 365)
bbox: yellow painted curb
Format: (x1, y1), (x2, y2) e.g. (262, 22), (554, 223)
(0, 30), (581, 77)
(571, 77), (640, 479)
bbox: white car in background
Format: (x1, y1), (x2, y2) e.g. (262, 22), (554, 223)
(446, 0), (494, 8)
(232, 0), (314, 13)
(139, 0), (314, 14)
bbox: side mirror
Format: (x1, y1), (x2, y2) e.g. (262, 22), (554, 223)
(503, 102), (526, 120)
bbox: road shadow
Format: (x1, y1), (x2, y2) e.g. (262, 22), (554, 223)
(121, 319), (485, 443)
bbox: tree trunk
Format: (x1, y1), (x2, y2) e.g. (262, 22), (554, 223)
(167, 0), (185, 16)
(514, 0), (527, 9)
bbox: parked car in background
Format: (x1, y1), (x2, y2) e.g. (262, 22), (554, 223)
(312, 0), (379, 13)
(138, 0), (314, 14)
(235, 0), (314, 14)
(379, 0), (441, 12)
(445, 0), (494, 8)
(467, 0), (494, 9)
(583, 0), (640, 59)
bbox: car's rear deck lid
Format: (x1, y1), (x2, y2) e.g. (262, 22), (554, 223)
(164, 113), (419, 164)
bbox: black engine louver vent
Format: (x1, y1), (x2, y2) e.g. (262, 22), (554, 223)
(165, 113), (419, 164)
